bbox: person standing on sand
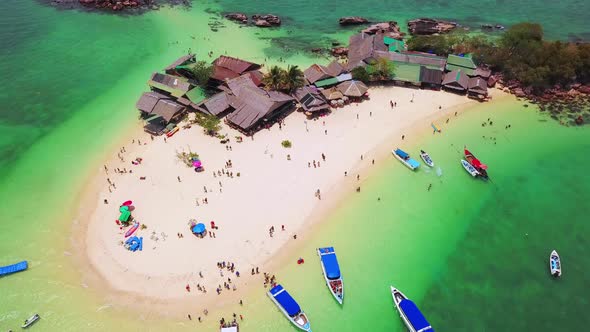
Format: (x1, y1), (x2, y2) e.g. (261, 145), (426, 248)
(177, 176), (181, 182)
(322, 153), (326, 162)
(402, 135), (405, 140)
(188, 314), (192, 320)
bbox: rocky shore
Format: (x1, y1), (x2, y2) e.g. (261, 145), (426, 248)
(224, 13), (281, 27)
(39, 0), (189, 13)
(407, 18), (457, 35)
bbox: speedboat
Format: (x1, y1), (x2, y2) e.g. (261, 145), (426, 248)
(317, 247), (344, 304)
(22, 314), (40, 328)
(391, 287), (434, 332)
(393, 148), (420, 170)
(420, 150), (434, 167)
(461, 159), (480, 177)
(268, 284), (311, 331)
(464, 148), (489, 179)
(550, 250), (562, 278)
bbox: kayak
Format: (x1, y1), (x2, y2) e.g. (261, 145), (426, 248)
(125, 222), (140, 238)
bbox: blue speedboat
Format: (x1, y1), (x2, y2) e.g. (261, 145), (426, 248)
(390, 286), (434, 332)
(392, 148), (420, 170)
(268, 284), (311, 331)
(317, 247), (344, 304)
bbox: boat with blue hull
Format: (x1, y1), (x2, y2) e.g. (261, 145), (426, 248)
(390, 286), (434, 332)
(393, 148), (420, 170)
(0, 260), (28, 277)
(317, 247), (344, 304)
(268, 284), (311, 331)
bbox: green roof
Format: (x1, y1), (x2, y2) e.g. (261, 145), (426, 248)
(148, 75), (191, 98)
(388, 40), (405, 53)
(446, 54), (476, 72)
(314, 77), (339, 88)
(185, 87), (206, 104)
(392, 62), (422, 83)
(446, 64), (475, 75)
(383, 37), (396, 45)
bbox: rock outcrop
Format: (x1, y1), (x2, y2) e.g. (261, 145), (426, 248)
(225, 12), (248, 24)
(361, 21), (405, 39)
(43, 0), (188, 13)
(252, 14), (281, 27)
(339, 16), (368, 26)
(407, 18), (457, 35)
(331, 47), (349, 57)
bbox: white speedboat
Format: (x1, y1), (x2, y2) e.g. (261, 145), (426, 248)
(420, 150), (434, 167)
(317, 247), (344, 304)
(22, 314), (40, 328)
(391, 287), (434, 332)
(461, 159), (479, 177)
(393, 148), (420, 170)
(550, 250), (562, 278)
(268, 284), (311, 331)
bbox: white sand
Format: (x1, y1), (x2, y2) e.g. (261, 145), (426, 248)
(83, 86), (487, 310)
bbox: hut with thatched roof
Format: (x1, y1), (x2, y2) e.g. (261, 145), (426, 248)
(442, 70), (469, 93)
(337, 80), (369, 98)
(321, 87), (344, 101)
(294, 86), (330, 115)
(467, 77), (488, 97)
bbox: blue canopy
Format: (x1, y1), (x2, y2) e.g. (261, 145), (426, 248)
(395, 149), (409, 159)
(319, 247), (341, 280)
(407, 158), (421, 169)
(270, 284), (301, 317)
(192, 223), (206, 234)
(400, 299), (434, 331)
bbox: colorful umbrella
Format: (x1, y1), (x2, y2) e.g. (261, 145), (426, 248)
(192, 160), (202, 168)
(191, 223), (206, 234)
(122, 200), (133, 206)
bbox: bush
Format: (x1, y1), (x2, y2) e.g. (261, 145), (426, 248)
(176, 151), (200, 168)
(281, 140), (292, 148)
(351, 66), (370, 83)
(193, 113), (221, 135)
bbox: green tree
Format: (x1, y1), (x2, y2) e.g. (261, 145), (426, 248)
(194, 113), (221, 135)
(190, 61), (214, 86)
(351, 66), (370, 83)
(367, 57), (396, 80)
(263, 65), (285, 91)
(283, 65), (305, 92)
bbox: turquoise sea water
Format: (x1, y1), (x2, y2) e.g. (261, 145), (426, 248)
(1, 0), (590, 330)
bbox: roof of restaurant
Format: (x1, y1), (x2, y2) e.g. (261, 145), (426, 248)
(392, 62), (422, 83)
(148, 72), (193, 97)
(226, 86), (293, 130)
(419, 67), (443, 85)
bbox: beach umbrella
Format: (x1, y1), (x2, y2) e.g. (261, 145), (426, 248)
(337, 80), (368, 97)
(193, 160), (202, 168)
(119, 205), (129, 213)
(122, 200), (133, 206)
(191, 223), (206, 234)
(321, 88), (344, 100)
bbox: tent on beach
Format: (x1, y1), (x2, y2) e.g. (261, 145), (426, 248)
(337, 80), (368, 97)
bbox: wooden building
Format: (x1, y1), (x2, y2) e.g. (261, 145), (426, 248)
(442, 70), (469, 93)
(293, 86), (330, 115)
(211, 55), (261, 85)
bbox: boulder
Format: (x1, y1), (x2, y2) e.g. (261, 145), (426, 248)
(407, 18), (457, 35)
(361, 21), (404, 39)
(578, 85), (590, 94)
(339, 16), (368, 26)
(225, 12), (248, 24)
(512, 88), (526, 98)
(252, 14), (281, 27)
(575, 115), (584, 125)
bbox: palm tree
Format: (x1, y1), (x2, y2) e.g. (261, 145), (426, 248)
(262, 65), (284, 91)
(282, 65), (305, 93)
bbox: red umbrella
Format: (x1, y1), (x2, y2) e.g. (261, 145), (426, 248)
(122, 200), (133, 206)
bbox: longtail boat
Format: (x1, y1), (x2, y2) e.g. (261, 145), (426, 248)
(464, 148), (489, 179)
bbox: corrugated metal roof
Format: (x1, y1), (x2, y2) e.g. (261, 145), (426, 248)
(446, 54), (476, 74)
(213, 56), (259, 75)
(392, 62), (422, 83)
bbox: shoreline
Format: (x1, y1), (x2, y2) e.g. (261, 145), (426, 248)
(71, 85), (509, 318)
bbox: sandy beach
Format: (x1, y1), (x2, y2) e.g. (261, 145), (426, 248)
(80, 85), (493, 314)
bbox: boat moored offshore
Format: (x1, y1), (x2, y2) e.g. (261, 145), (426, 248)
(550, 250), (562, 278)
(393, 148), (420, 170)
(317, 247), (344, 304)
(268, 284), (311, 331)
(390, 286), (434, 332)
(420, 150), (435, 167)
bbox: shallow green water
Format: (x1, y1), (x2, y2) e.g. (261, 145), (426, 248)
(1, 0), (590, 331)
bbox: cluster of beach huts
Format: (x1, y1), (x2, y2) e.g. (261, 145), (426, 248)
(134, 53), (369, 136)
(345, 30), (493, 97)
(135, 29), (493, 136)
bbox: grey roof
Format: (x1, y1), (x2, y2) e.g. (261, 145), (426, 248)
(152, 99), (185, 122)
(165, 54), (195, 71)
(419, 67), (443, 85)
(326, 61), (345, 77)
(472, 67), (492, 78)
(347, 33), (387, 70)
(442, 70), (469, 90)
(226, 74), (259, 97)
(226, 86), (293, 130)
(149, 72), (192, 95)
(136, 91), (169, 113)
(294, 86), (329, 112)
(304, 64), (331, 84)
(468, 77), (488, 95)
(376, 52), (447, 70)
(197, 92), (233, 116)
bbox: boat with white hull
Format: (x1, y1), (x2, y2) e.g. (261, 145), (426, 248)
(461, 159), (480, 177)
(393, 148), (420, 170)
(268, 284), (311, 331)
(390, 286), (434, 332)
(317, 247), (344, 304)
(420, 150), (434, 167)
(550, 250), (562, 277)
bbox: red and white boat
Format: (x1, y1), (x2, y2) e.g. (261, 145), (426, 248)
(464, 148), (489, 179)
